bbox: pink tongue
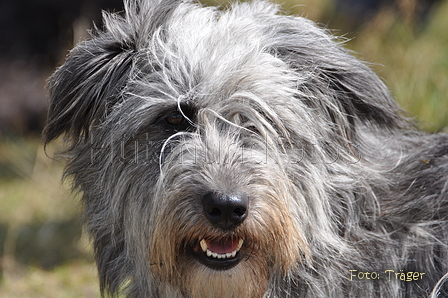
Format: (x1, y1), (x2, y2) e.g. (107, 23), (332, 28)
(206, 238), (238, 254)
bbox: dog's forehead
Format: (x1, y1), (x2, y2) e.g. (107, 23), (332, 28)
(129, 4), (297, 108)
(166, 4), (265, 57)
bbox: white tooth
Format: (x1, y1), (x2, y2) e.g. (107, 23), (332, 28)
(204, 243), (241, 259)
(237, 239), (244, 250)
(200, 240), (207, 252)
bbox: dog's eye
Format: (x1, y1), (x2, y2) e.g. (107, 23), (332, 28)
(166, 112), (185, 126)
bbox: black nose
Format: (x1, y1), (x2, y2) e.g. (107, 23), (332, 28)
(202, 192), (249, 229)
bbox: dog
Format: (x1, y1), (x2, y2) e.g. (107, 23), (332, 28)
(43, 0), (448, 297)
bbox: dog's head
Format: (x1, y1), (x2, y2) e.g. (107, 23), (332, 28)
(44, 0), (402, 146)
(44, 0), (404, 297)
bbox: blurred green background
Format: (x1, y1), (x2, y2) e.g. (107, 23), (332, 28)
(1, 0), (447, 297)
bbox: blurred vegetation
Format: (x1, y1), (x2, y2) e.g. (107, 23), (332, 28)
(1, 0), (447, 297)
(0, 138), (98, 297)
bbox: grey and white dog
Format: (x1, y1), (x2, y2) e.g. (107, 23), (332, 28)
(43, 0), (448, 297)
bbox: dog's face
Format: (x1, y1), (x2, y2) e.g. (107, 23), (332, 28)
(44, 1), (404, 297)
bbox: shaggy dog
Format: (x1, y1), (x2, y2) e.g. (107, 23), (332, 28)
(43, 0), (448, 297)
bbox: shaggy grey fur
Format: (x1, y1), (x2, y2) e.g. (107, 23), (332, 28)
(44, 0), (448, 297)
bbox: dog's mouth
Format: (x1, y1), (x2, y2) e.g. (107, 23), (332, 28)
(191, 237), (244, 270)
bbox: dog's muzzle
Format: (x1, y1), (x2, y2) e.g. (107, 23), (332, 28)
(190, 192), (248, 270)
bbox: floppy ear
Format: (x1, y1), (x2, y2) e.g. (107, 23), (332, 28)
(43, 0), (181, 145)
(43, 33), (135, 145)
(270, 17), (405, 135)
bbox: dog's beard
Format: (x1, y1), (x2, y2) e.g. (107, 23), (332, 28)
(181, 258), (268, 298)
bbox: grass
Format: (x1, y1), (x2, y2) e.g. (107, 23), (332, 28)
(0, 261), (99, 298)
(1, 0), (447, 297)
(0, 137), (96, 297)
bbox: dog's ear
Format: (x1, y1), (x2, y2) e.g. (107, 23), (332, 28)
(43, 37), (134, 145)
(271, 18), (405, 133)
(43, 0), (181, 145)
